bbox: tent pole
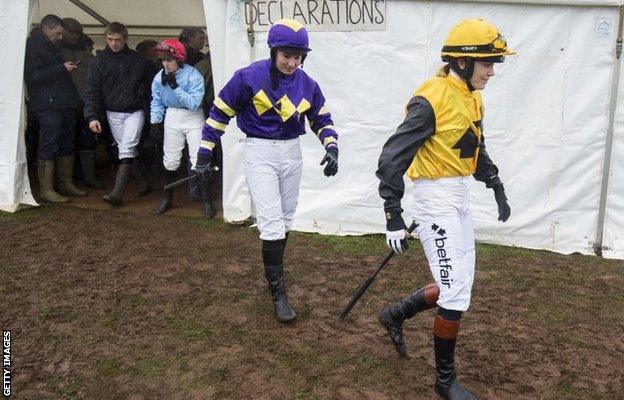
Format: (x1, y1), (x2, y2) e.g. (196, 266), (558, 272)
(66, 0), (109, 26)
(594, 5), (623, 256)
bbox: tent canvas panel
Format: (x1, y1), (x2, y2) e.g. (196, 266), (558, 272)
(0, 0), (37, 212)
(211, 0), (620, 256)
(1, 0), (622, 258)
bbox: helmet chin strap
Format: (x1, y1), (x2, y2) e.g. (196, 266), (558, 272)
(449, 57), (476, 91)
(270, 48), (280, 90)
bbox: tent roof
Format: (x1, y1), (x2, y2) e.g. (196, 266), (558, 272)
(35, 0), (207, 37)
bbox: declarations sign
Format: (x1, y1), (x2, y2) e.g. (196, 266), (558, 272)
(243, 0), (386, 32)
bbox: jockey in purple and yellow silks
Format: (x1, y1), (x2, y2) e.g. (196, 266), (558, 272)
(195, 19), (339, 323)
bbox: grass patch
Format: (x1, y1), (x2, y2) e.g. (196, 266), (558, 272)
(100, 314), (121, 330)
(133, 359), (168, 379)
(277, 348), (322, 371)
(0, 206), (46, 222)
(476, 242), (540, 260)
(277, 346), (351, 378)
(297, 231), (390, 256)
(211, 366), (231, 382)
(543, 381), (618, 400)
(294, 388), (319, 400)
(61, 379), (79, 398)
(166, 316), (216, 341)
(97, 358), (122, 377)
(351, 354), (403, 386)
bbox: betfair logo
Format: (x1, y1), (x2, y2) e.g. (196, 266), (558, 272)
(432, 224), (453, 288)
(431, 223), (446, 236)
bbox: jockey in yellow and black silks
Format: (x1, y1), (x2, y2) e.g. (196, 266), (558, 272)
(376, 18), (516, 400)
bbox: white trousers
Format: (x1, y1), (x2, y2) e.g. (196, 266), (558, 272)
(244, 137), (303, 241)
(106, 110), (144, 159)
(411, 176), (475, 312)
(163, 107), (204, 171)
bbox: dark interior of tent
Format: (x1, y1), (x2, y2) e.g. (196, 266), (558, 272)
(25, 0), (222, 218)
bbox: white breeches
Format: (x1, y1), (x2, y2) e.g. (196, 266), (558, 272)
(411, 176), (475, 312)
(106, 110), (144, 159)
(243, 137), (303, 241)
(162, 107), (204, 171)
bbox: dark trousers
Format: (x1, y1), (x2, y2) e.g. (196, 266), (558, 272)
(36, 108), (76, 160)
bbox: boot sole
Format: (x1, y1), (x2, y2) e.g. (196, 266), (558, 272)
(102, 196), (122, 207)
(434, 381), (477, 400)
(60, 191), (87, 197)
(41, 197), (69, 203)
(277, 312), (297, 323)
(156, 204), (173, 215)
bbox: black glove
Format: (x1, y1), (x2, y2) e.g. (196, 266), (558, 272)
(493, 184), (511, 222)
(195, 151), (213, 182)
(320, 147), (338, 177)
(149, 123), (163, 142)
(161, 70), (178, 89)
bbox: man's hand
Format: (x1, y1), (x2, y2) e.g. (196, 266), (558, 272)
(89, 120), (102, 134)
(195, 151), (213, 182)
(493, 184), (511, 222)
(320, 147), (338, 177)
(64, 62), (78, 73)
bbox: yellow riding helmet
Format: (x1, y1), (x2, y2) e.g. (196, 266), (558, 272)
(441, 19), (517, 60)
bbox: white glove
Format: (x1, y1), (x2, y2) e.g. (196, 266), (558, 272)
(386, 229), (408, 254)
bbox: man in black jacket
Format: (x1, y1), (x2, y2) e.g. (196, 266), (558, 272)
(60, 18), (104, 190)
(178, 28), (206, 67)
(83, 22), (152, 206)
(24, 14), (86, 203)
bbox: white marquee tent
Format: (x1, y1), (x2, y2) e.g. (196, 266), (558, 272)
(1, 0), (623, 259)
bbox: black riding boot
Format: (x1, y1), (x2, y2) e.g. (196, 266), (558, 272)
(78, 150), (105, 189)
(188, 161), (202, 201)
(378, 282), (439, 357)
(157, 170), (177, 215)
(434, 309), (476, 400)
(262, 239), (296, 322)
(132, 157), (152, 196)
(102, 158), (132, 206)
(199, 175), (215, 219)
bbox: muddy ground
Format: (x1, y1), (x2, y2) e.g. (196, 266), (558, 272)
(1, 204), (623, 400)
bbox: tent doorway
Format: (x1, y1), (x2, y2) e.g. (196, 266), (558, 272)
(26, 0), (221, 218)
